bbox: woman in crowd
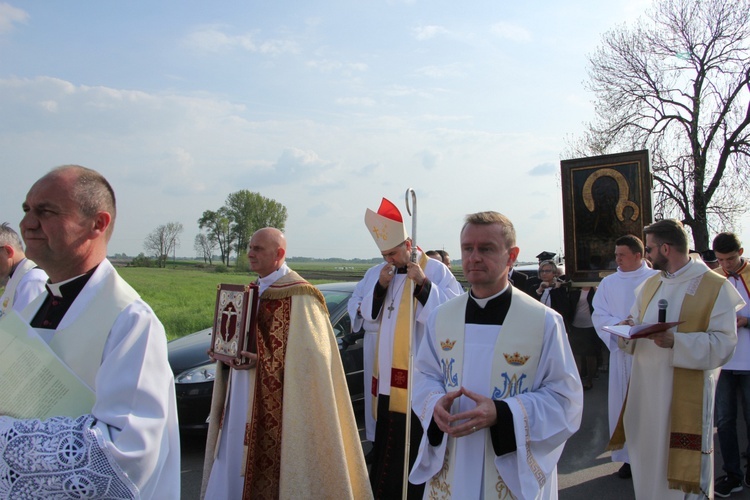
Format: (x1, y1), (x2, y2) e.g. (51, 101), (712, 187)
(534, 260), (598, 389)
(534, 259), (571, 325)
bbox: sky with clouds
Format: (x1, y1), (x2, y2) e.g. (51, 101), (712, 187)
(2, 1), (748, 261)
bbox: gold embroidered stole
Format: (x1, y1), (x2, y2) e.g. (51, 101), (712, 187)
(607, 270), (724, 494)
(427, 290), (546, 499)
(242, 272), (327, 499)
(372, 252), (429, 415)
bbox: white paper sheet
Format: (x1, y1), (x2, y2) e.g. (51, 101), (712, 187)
(0, 311), (95, 419)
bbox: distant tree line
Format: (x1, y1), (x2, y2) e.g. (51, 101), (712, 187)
(138, 191), (287, 268)
(196, 190), (287, 266)
(143, 222), (184, 268)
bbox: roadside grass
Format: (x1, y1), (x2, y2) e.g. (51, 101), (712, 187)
(2, 258), (462, 341)
(118, 261), (371, 341)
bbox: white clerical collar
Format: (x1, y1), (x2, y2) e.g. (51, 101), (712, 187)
(470, 283), (510, 309)
(47, 273), (87, 298)
(663, 259), (691, 279)
(257, 263), (290, 295)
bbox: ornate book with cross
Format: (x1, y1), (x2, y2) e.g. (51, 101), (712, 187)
(210, 283), (259, 367)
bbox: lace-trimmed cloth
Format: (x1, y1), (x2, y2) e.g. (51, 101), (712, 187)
(0, 415), (138, 499)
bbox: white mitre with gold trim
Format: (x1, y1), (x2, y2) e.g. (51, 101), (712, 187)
(364, 198), (408, 252)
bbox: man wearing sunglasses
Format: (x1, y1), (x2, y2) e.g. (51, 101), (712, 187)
(610, 219), (744, 499)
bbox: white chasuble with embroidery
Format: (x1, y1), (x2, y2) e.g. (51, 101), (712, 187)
(411, 291), (583, 500)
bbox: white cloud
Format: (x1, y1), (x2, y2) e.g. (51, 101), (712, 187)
(490, 21), (532, 42)
(307, 59), (367, 72)
(183, 25), (298, 55)
(415, 63), (466, 79)
(529, 162), (556, 176)
(418, 150), (441, 170)
(335, 96), (376, 106)
(273, 147), (335, 180)
(0, 3), (27, 34)
(412, 25), (449, 41)
(38, 100), (58, 113)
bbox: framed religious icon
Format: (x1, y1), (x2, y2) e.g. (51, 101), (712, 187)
(210, 283), (260, 367)
(560, 150), (652, 285)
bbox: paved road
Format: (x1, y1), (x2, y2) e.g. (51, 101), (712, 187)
(180, 369), (750, 499)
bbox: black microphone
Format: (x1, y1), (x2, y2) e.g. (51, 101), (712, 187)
(658, 299), (668, 323)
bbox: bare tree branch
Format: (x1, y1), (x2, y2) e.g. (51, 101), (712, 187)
(568, 0), (750, 250)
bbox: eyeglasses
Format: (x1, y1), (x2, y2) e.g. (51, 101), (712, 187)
(539, 269), (554, 274)
(645, 242), (670, 253)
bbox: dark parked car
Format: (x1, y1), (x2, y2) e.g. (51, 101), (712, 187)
(168, 281), (365, 432)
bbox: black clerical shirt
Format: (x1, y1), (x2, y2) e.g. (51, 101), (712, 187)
(371, 266), (432, 318)
(427, 285), (517, 456)
(30, 267), (97, 329)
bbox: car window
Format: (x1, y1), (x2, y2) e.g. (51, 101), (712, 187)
(321, 291), (350, 310)
(333, 314), (351, 339)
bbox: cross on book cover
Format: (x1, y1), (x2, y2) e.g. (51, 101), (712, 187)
(210, 283), (259, 367)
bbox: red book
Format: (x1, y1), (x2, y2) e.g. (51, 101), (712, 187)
(210, 283), (259, 367)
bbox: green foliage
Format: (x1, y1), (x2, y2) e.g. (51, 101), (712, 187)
(130, 253), (154, 267)
(225, 190), (288, 263)
(198, 208), (233, 266)
(214, 263), (228, 273)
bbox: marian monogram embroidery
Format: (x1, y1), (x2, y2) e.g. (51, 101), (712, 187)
(492, 372), (528, 399)
(441, 358), (459, 388)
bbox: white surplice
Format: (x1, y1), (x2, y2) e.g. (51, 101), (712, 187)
(411, 291), (583, 499)
(0, 259), (180, 499)
(0, 257), (47, 318)
(357, 253), (463, 397)
(591, 261), (657, 463)
(347, 276), (379, 441)
(622, 259), (744, 499)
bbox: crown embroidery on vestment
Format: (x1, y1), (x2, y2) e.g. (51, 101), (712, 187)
(503, 352), (530, 366)
(440, 339), (456, 351)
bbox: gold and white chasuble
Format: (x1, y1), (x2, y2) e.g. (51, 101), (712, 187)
(411, 289), (583, 499)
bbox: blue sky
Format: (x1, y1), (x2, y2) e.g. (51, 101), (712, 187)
(2, 1), (747, 261)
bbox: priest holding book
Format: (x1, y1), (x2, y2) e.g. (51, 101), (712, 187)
(610, 219), (744, 498)
(201, 227), (371, 500)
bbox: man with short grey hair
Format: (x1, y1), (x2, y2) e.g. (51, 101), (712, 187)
(0, 222), (47, 317)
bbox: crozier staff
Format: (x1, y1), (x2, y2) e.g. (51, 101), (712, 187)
(355, 197), (462, 499)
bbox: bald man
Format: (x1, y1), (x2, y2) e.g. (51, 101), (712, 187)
(202, 228), (372, 500)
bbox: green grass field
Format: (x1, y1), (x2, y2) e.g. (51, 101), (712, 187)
(118, 261), (375, 340)
(2, 258), (465, 341)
